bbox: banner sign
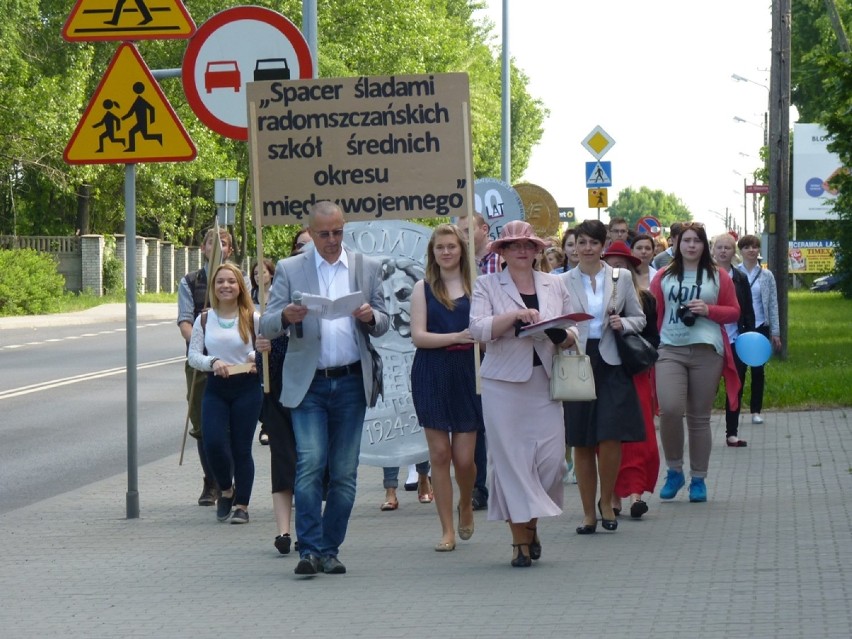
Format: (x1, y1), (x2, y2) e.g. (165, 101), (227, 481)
(792, 123), (843, 221)
(788, 240), (836, 274)
(246, 73), (473, 224)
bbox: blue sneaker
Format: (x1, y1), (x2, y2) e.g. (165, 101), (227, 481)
(689, 478), (707, 502)
(659, 469), (685, 499)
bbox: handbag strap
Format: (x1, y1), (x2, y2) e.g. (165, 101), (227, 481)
(609, 268), (620, 314)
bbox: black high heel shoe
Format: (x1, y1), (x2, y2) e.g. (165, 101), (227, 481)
(576, 521), (597, 535)
(511, 543), (532, 567)
(598, 500), (618, 531)
(526, 526), (541, 561)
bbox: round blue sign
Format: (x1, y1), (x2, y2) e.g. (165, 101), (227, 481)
(805, 177), (825, 197)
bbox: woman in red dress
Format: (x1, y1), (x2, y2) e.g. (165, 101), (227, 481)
(602, 241), (660, 519)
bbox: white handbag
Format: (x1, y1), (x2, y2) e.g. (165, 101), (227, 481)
(550, 342), (596, 402)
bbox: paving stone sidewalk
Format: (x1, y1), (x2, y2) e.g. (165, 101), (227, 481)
(2, 409), (850, 638)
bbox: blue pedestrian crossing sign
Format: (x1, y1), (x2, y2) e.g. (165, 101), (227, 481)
(585, 161), (612, 188)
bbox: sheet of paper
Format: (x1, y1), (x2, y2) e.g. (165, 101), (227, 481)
(299, 292), (365, 320)
(518, 313), (594, 337)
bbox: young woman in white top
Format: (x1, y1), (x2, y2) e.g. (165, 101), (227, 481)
(736, 234), (782, 424)
(188, 262), (271, 525)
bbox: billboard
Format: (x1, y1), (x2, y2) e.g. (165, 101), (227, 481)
(793, 123), (844, 221)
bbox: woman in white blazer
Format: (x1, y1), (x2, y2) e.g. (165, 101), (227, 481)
(560, 220), (646, 535)
(470, 221), (577, 568)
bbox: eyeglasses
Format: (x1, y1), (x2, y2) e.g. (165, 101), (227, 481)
(314, 229), (344, 239)
(611, 228), (629, 235)
(681, 222), (705, 229)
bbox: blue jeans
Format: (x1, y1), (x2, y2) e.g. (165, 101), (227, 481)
(291, 372), (367, 559)
(201, 374), (262, 506)
(382, 462), (430, 489)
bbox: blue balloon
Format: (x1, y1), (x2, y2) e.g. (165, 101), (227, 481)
(735, 331), (772, 367)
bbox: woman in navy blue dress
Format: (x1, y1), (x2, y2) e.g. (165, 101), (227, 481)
(411, 223), (484, 552)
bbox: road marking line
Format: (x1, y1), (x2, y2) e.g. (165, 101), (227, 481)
(0, 356), (185, 400)
(0, 322), (168, 350)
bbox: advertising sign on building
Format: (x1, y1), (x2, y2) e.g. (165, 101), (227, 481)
(788, 240), (836, 274)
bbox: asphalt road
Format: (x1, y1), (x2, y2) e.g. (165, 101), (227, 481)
(0, 319), (190, 514)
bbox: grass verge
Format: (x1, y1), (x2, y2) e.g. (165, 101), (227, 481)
(718, 290), (851, 410)
(53, 290), (177, 313)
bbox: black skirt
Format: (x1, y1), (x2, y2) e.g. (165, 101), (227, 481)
(563, 339), (646, 447)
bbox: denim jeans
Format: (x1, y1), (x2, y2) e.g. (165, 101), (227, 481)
(382, 462), (430, 489)
(201, 373), (262, 506)
(291, 372), (367, 559)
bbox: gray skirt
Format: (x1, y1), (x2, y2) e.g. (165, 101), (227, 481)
(482, 366), (565, 523)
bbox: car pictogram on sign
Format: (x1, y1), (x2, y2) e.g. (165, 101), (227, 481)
(254, 58), (290, 81)
(205, 60), (241, 93)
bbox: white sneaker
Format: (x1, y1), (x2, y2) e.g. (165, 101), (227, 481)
(751, 414), (764, 424)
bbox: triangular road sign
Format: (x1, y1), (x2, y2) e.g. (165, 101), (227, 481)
(65, 44), (196, 164)
(65, 43), (196, 165)
(63, 0), (195, 42)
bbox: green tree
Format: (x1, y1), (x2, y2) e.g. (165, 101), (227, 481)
(606, 186), (692, 230)
(789, 0), (852, 297)
(0, 0), (545, 259)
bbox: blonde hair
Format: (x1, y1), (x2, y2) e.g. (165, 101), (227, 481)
(425, 224), (472, 310)
(210, 263), (254, 344)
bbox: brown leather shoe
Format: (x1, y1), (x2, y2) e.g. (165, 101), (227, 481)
(198, 478), (219, 506)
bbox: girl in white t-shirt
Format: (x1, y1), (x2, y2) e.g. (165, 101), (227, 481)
(188, 262), (270, 525)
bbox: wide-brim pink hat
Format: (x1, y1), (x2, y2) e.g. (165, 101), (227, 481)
(602, 240), (642, 267)
(491, 220), (548, 252)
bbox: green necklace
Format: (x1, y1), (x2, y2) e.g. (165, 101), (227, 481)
(217, 315), (236, 329)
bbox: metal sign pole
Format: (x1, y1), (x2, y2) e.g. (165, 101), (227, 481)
(125, 163), (139, 519)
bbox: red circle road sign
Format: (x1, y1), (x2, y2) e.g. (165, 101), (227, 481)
(182, 6), (313, 140)
(636, 215), (662, 237)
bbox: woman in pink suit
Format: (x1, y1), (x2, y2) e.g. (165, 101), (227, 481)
(469, 221), (577, 568)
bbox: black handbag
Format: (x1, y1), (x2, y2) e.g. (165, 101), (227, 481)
(610, 269), (658, 376)
(614, 330), (658, 376)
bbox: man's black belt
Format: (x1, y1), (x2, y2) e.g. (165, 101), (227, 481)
(315, 362), (362, 378)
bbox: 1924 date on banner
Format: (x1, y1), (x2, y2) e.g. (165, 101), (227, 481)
(246, 73), (472, 224)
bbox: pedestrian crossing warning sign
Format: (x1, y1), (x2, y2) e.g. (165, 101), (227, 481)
(63, 0), (195, 42)
(64, 43), (196, 165)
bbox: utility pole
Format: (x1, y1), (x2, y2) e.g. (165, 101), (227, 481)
(768, 0), (791, 359)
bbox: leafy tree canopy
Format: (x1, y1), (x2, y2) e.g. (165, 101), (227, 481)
(0, 0), (545, 263)
(606, 186), (693, 230)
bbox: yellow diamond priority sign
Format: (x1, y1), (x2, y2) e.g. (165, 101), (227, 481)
(64, 43), (196, 165)
(581, 125), (616, 160)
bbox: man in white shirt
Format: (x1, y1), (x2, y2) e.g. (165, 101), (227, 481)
(261, 201), (389, 576)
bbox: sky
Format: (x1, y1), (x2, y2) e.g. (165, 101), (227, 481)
(475, 0), (776, 237)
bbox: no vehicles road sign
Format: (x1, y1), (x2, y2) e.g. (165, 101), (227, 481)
(63, 0), (195, 41)
(64, 43), (196, 165)
(183, 6), (314, 140)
